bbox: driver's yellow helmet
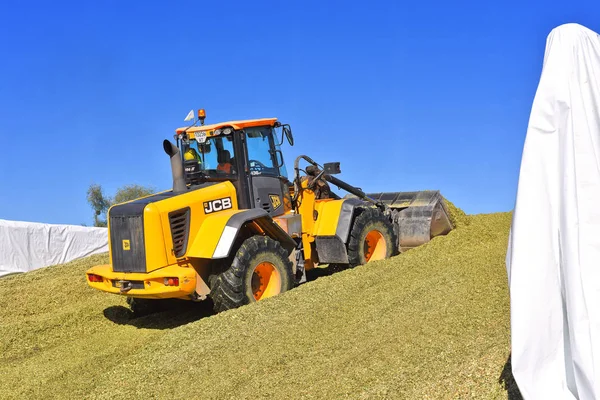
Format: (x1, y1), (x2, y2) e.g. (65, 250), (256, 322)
(184, 148), (200, 161)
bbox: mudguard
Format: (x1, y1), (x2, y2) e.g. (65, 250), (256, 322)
(187, 208), (296, 260)
(335, 197), (366, 243)
(314, 197), (366, 265)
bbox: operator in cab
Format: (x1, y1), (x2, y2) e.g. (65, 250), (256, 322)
(217, 150), (233, 174)
(184, 147), (201, 163)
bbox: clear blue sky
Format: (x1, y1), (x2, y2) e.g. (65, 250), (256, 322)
(0, 0), (598, 225)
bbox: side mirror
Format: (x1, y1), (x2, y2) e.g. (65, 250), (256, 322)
(283, 126), (294, 146)
(323, 162), (341, 175)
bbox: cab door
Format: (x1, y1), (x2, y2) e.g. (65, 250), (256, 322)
(243, 126), (290, 216)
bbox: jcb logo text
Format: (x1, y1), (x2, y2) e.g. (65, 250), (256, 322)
(204, 197), (232, 214)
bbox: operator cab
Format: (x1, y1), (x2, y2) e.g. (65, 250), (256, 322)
(175, 115), (294, 216)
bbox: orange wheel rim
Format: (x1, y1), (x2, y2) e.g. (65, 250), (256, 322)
(251, 262), (282, 301)
(364, 230), (387, 262)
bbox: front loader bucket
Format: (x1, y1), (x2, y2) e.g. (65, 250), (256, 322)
(367, 190), (453, 252)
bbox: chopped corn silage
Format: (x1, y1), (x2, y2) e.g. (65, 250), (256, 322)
(0, 206), (513, 399)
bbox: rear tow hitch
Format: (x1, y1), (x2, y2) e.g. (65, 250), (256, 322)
(118, 280), (133, 294)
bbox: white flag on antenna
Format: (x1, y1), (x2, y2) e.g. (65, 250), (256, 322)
(184, 109), (194, 122)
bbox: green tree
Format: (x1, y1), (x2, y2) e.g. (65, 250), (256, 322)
(87, 184), (155, 227)
(114, 184), (155, 204)
(86, 184), (111, 227)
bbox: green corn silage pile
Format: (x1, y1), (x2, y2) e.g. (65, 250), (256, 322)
(0, 204), (516, 399)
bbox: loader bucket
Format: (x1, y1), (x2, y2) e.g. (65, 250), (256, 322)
(367, 191), (453, 252)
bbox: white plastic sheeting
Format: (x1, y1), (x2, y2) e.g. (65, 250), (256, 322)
(0, 219), (108, 277)
(507, 24), (600, 399)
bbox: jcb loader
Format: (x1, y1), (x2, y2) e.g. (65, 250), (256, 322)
(86, 111), (453, 313)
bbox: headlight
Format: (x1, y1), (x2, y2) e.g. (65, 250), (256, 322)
(222, 127), (233, 135)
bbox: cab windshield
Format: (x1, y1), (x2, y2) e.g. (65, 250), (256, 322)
(182, 134), (236, 178)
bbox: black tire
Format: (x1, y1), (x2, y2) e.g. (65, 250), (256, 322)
(347, 207), (397, 268)
(209, 235), (294, 313)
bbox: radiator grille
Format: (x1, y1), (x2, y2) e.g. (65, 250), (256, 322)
(169, 208), (191, 257)
(110, 214), (146, 273)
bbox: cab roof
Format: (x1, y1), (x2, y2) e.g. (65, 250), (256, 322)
(176, 118), (278, 139)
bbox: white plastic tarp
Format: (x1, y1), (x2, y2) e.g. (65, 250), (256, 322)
(507, 24), (600, 399)
(0, 219), (108, 277)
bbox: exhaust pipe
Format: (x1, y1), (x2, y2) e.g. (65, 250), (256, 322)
(163, 140), (187, 194)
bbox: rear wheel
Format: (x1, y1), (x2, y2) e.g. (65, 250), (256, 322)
(347, 208), (397, 267)
(209, 235), (294, 313)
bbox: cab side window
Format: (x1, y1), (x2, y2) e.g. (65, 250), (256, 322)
(245, 128), (277, 176)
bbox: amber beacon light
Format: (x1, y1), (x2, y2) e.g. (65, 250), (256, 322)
(198, 109), (206, 125)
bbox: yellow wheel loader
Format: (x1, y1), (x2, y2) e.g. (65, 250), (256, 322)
(86, 111), (453, 313)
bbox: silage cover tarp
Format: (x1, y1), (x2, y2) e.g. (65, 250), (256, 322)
(507, 24), (600, 399)
(0, 219), (108, 277)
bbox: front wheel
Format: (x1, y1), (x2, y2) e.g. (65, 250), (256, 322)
(347, 207), (397, 267)
(210, 235), (294, 313)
